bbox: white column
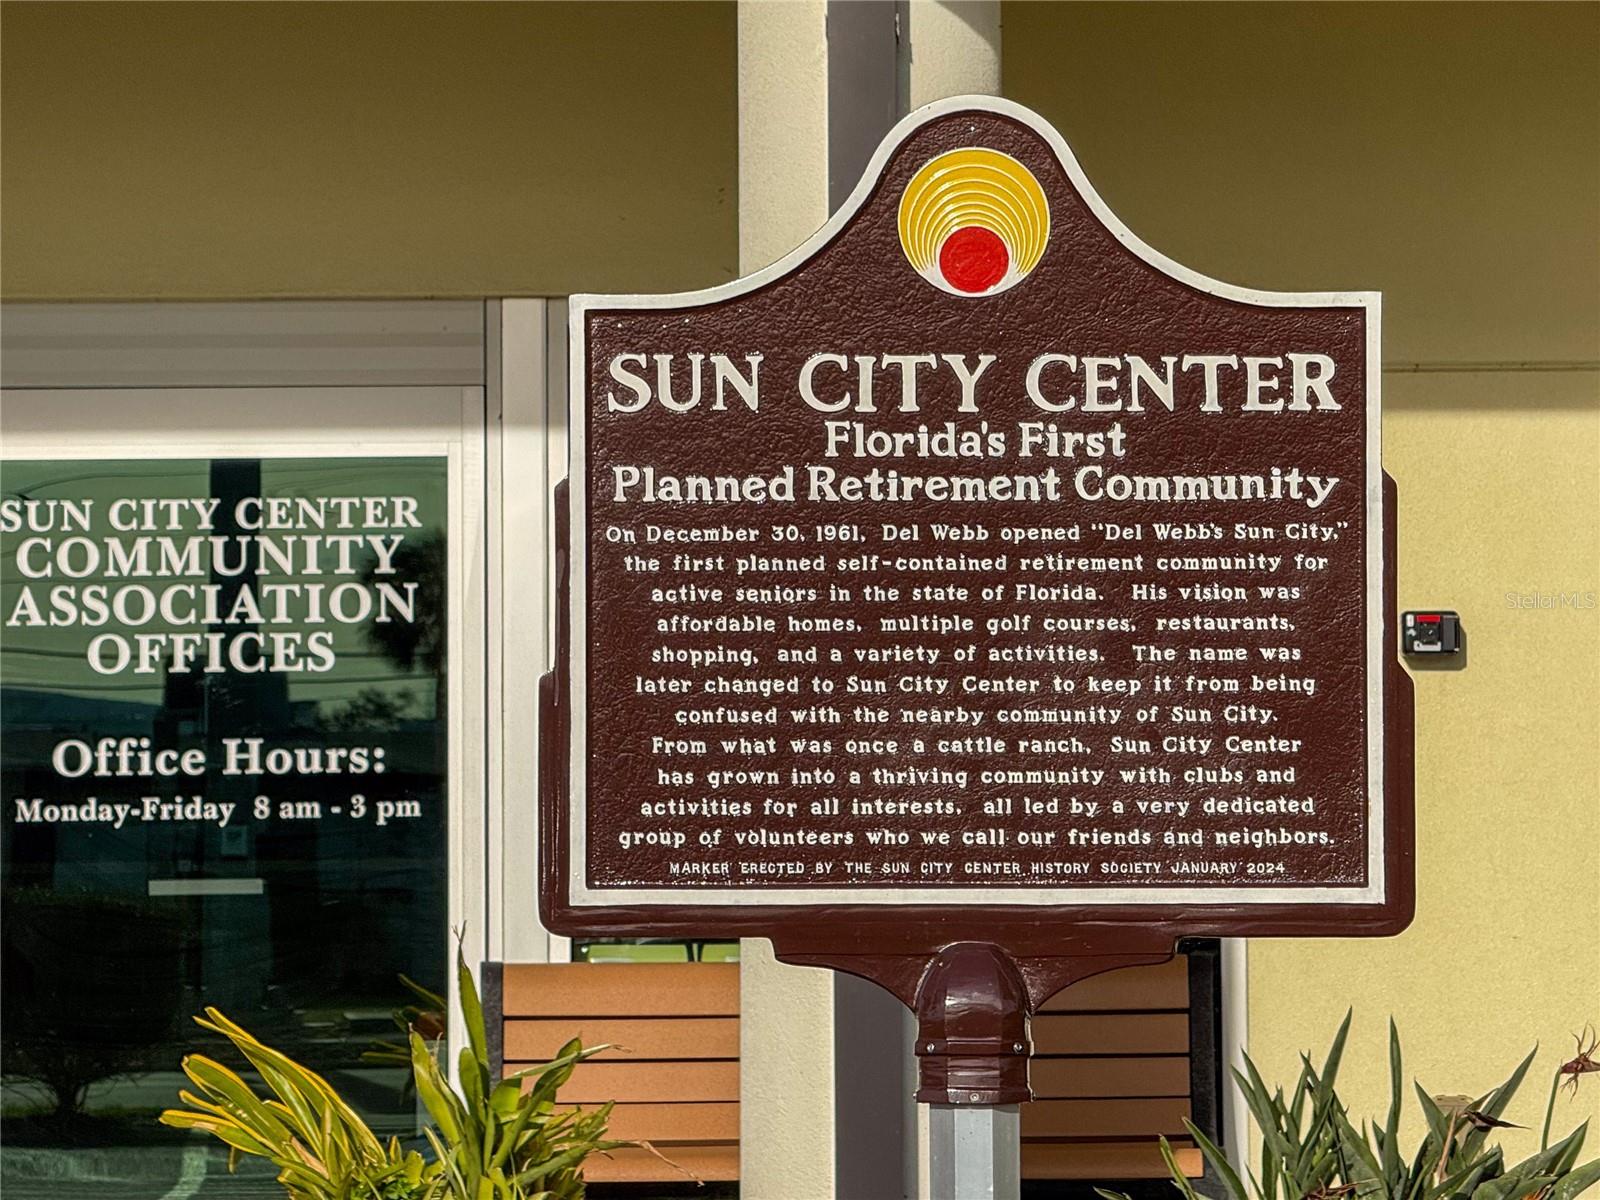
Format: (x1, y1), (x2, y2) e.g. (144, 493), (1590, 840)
(738, 1), (830, 275)
(735, 4), (999, 1196)
(737, 9), (836, 1197)
(904, 1), (1001, 109)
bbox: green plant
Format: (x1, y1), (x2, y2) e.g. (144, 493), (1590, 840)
(1098, 1013), (1600, 1200)
(160, 946), (627, 1199)
(362, 974), (448, 1098)
(409, 949), (626, 1200)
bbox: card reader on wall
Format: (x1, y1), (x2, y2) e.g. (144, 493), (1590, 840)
(1402, 610), (1461, 655)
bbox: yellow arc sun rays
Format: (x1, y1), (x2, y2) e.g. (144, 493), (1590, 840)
(897, 149), (1050, 285)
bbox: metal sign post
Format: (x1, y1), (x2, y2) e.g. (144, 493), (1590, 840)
(930, 1105), (1021, 1200)
(538, 95), (1413, 1192)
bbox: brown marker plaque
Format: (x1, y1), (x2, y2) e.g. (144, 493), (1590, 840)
(540, 98), (1412, 978)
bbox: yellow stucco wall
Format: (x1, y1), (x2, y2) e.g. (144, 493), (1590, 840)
(0, 1), (738, 299)
(1006, 0), (1600, 1161)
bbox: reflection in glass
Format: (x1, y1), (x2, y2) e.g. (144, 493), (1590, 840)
(1, 457), (449, 1197)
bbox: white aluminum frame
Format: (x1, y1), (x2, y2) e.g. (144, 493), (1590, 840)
(487, 298), (571, 964)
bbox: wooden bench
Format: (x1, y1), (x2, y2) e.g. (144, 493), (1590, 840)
(484, 960), (741, 1183)
(1023, 951), (1213, 1181)
(485, 950), (1217, 1186)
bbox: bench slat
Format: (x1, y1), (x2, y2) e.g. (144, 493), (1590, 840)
(505, 1016), (739, 1062)
(1021, 1097), (1191, 1138)
(557, 1101), (739, 1142)
(1030, 1056), (1190, 1099)
(502, 962), (739, 1017)
(584, 1144), (739, 1183)
(1031, 1013), (1190, 1056)
(1038, 957), (1189, 1011)
(512, 1059), (740, 1104)
(1022, 1140), (1202, 1180)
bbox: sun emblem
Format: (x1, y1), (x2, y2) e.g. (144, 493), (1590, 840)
(897, 148), (1050, 297)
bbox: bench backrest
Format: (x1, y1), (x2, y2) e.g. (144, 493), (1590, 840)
(485, 961), (740, 1183)
(1025, 952), (1210, 1181)
(485, 953), (1214, 1186)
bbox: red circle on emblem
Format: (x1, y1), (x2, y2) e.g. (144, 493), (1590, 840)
(938, 227), (1010, 293)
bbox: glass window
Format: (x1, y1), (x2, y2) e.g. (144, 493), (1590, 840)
(2, 456), (449, 1197)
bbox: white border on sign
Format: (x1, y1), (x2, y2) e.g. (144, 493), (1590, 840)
(565, 95), (1384, 907)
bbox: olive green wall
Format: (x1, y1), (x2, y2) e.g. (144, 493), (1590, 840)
(0, 1), (738, 299)
(1006, 0), (1600, 1158)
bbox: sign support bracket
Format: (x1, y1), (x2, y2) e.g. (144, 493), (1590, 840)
(916, 942), (1030, 1200)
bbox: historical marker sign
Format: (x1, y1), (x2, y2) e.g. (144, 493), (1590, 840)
(541, 98), (1412, 948)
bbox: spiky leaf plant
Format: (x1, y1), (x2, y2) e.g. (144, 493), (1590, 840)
(161, 945), (628, 1199)
(1098, 1012), (1599, 1200)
